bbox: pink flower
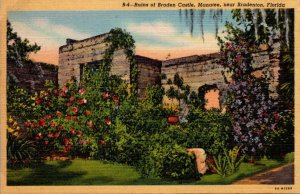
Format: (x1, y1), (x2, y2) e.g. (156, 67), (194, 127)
(88, 121), (93, 128)
(70, 128), (76, 134)
(78, 99), (87, 105)
(77, 131), (82, 137)
(69, 96), (75, 102)
(72, 107), (78, 113)
(53, 89), (58, 94)
(99, 140), (106, 145)
(102, 92), (109, 98)
(46, 115), (51, 120)
(79, 89), (85, 95)
(66, 102), (72, 107)
(56, 111), (62, 116)
(72, 116), (78, 121)
(62, 86), (68, 93)
(105, 119), (111, 125)
(57, 125), (64, 130)
(47, 133), (53, 138)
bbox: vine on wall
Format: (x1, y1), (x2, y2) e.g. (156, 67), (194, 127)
(102, 28), (138, 98)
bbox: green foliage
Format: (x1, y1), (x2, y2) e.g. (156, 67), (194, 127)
(185, 109), (233, 155)
(284, 152), (294, 163)
(265, 111), (294, 159)
(211, 146), (245, 177)
(143, 85), (165, 107)
(103, 28), (138, 97)
(7, 83), (34, 121)
(7, 21), (41, 65)
(139, 143), (197, 179)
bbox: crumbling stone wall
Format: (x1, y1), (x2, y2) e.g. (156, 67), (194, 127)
(59, 34), (162, 98)
(135, 55), (161, 98)
(7, 61), (58, 92)
(59, 33), (131, 84)
(161, 50), (277, 108)
(59, 33), (279, 104)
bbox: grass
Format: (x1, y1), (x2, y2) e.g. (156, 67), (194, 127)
(7, 158), (288, 185)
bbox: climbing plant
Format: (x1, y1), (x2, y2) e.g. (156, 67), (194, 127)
(102, 28), (138, 98)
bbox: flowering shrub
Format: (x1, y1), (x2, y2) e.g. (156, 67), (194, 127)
(219, 38), (279, 157)
(25, 69), (129, 158)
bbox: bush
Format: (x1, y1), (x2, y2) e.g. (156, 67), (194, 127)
(7, 116), (39, 168)
(284, 152), (294, 163)
(265, 111), (294, 159)
(138, 143), (197, 179)
(185, 109), (233, 155)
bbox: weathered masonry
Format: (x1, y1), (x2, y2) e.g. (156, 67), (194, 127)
(59, 32), (279, 108)
(59, 34), (161, 98)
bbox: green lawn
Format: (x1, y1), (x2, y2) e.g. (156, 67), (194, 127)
(7, 158), (287, 185)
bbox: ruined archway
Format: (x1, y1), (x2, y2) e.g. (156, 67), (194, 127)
(198, 84), (220, 110)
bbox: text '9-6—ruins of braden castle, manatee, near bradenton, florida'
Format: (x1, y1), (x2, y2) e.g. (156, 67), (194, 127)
(58, 32), (280, 109)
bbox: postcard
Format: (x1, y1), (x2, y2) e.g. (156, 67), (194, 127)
(0, 0), (299, 193)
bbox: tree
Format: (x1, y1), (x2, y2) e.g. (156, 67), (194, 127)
(7, 20), (41, 66)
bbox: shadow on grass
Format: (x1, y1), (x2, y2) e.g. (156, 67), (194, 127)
(8, 160), (87, 185)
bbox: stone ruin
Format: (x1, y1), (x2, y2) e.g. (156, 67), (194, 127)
(59, 32), (279, 109)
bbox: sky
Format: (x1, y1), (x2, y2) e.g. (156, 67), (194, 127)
(8, 10), (233, 65)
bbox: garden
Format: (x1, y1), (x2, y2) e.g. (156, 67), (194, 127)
(6, 9), (294, 185)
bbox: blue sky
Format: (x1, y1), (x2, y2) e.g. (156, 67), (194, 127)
(8, 10), (233, 64)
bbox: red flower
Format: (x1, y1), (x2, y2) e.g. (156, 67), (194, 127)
(47, 133), (53, 138)
(36, 99), (42, 105)
(63, 138), (70, 145)
(62, 86), (68, 93)
(24, 122), (31, 127)
(70, 128), (76, 134)
(88, 121), (93, 128)
(86, 140), (90, 145)
(50, 121), (56, 127)
(102, 92), (109, 98)
(30, 123), (35, 128)
(46, 115), (51, 120)
(40, 118), (45, 123)
(79, 139), (85, 145)
(63, 147), (68, 152)
(99, 140), (106, 145)
(60, 92), (67, 97)
(85, 111), (91, 116)
(35, 135), (40, 140)
(44, 141), (49, 145)
(66, 102), (71, 107)
(36, 123), (41, 127)
(56, 111), (62, 116)
(79, 89), (85, 95)
(77, 131), (82, 137)
(105, 119), (111, 125)
(54, 132), (60, 137)
(113, 95), (119, 102)
(72, 107), (78, 113)
(69, 96), (75, 102)
(57, 125), (64, 130)
(78, 99), (87, 105)
(72, 116), (78, 121)
(66, 115), (71, 120)
(53, 89), (58, 94)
